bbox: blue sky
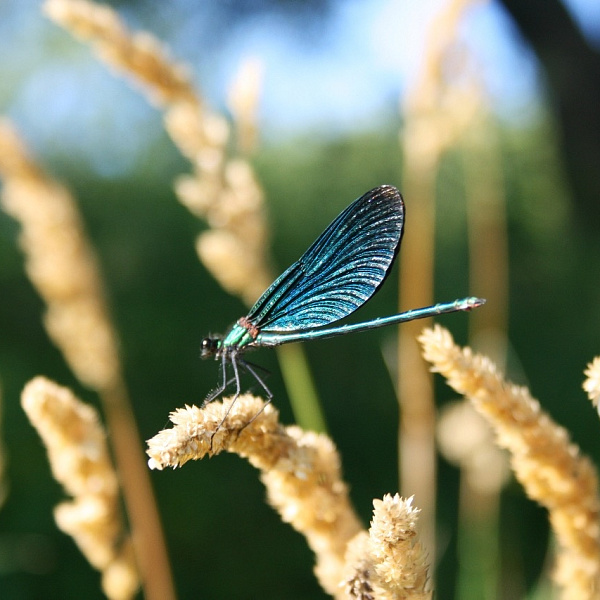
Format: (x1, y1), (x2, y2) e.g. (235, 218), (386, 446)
(0, 0), (598, 176)
(216, 0), (538, 132)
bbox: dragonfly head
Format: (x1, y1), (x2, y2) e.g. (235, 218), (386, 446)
(200, 336), (222, 359)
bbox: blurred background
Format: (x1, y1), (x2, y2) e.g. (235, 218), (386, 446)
(1, 0), (600, 598)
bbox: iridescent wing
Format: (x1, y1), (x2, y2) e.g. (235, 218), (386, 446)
(246, 185), (404, 332)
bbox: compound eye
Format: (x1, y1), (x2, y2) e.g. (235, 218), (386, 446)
(200, 337), (219, 358)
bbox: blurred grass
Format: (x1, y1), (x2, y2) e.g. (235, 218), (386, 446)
(0, 114), (599, 598)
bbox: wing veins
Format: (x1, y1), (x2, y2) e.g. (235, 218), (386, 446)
(245, 185), (404, 332)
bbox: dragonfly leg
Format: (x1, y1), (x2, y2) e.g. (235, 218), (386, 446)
(229, 358), (274, 439)
(241, 358), (270, 377)
(210, 351), (243, 450)
(203, 352), (234, 406)
(240, 359), (273, 400)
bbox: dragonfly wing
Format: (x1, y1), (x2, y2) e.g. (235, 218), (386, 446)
(246, 185), (404, 332)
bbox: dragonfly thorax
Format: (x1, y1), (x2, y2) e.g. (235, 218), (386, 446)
(201, 318), (260, 361)
(222, 318), (260, 350)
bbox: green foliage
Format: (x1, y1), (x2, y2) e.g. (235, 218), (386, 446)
(1, 117), (599, 598)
